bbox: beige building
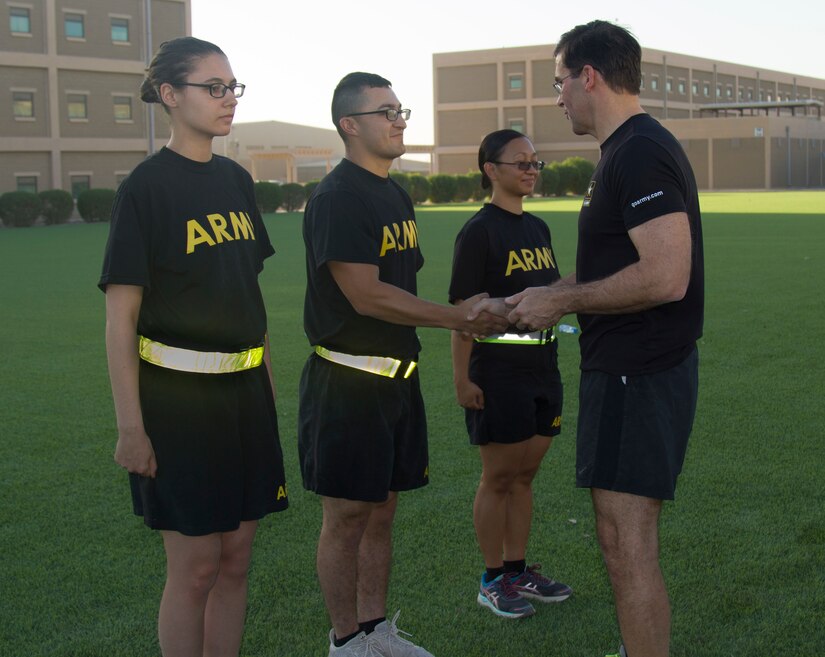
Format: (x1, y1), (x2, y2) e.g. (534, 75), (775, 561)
(216, 120), (431, 184)
(1, 0), (190, 196)
(434, 45), (825, 189)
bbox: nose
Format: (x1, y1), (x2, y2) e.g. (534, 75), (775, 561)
(555, 94), (564, 108)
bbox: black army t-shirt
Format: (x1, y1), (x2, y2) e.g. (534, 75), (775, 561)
(303, 158), (423, 360)
(449, 203), (561, 368)
(99, 147), (274, 352)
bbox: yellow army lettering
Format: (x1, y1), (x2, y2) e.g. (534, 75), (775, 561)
(276, 484), (288, 501)
(379, 219), (419, 257)
(505, 247), (557, 277)
(186, 211), (256, 254)
(551, 415), (562, 428)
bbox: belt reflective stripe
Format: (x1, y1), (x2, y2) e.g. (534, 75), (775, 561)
(475, 328), (554, 345)
(314, 345), (417, 379)
(138, 336), (264, 374)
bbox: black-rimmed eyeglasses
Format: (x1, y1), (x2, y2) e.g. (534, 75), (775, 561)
(553, 73), (577, 94)
(346, 108), (411, 121)
(490, 160), (546, 171)
(171, 82), (246, 98)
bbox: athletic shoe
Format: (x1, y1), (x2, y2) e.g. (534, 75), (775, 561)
(328, 629), (378, 656)
(366, 610), (434, 656)
(477, 573), (536, 619)
(604, 645), (628, 657)
(508, 563), (572, 603)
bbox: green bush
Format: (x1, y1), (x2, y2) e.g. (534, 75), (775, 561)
(408, 175), (430, 205)
(564, 156), (596, 195)
(254, 181), (282, 214)
(428, 174), (458, 204)
(0, 191), (42, 228)
(303, 181), (320, 202)
(539, 163), (561, 197)
(389, 172), (411, 196)
(39, 189), (74, 225)
(454, 173), (482, 202)
(77, 188), (116, 223)
(280, 182), (305, 212)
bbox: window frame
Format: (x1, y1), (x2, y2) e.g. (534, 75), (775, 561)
(9, 5), (32, 35)
(69, 173), (91, 199)
(110, 16), (129, 44)
(66, 92), (89, 121)
(112, 94), (133, 122)
(15, 173), (38, 194)
(12, 89), (35, 120)
(63, 11), (85, 40)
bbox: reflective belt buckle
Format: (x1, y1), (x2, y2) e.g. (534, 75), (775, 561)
(314, 345), (417, 379)
(138, 336), (264, 374)
(475, 328), (555, 345)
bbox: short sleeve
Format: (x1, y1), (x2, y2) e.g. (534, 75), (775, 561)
(98, 186), (150, 292)
(308, 190), (379, 268)
(448, 221), (488, 303)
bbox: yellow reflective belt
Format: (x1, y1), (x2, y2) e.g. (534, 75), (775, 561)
(138, 336), (264, 374)
(314, 345), (418, 379)
(475, 328), (555, 345)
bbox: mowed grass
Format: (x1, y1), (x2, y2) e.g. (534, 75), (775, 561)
(1, 191), (824, 656)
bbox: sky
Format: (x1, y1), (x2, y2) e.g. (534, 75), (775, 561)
(191, 0), (825, 146)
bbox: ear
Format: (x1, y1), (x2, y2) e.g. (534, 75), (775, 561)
(158, 82), (179, 108)
(483, 161), (497, 182)
(338, 116), (359, 138)
(581, 64), (599, 91)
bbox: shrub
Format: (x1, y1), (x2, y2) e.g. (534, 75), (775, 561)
(539, 163), (561, 197)
(254, 181), (282, 214)
(453, 173), (480, 202)
(77, 188), (116, 223)
(39, 190), (74, 225)
(389, 172), (411, 196)
(280, 183), (305, 212)
(407, 175), (430, 205)
(303, 181), (320, 202)
(0, 191), (42, 228)
(468, 172), (488, 201)
(564, 156), (596, 195)
(428, 174), (458, 204)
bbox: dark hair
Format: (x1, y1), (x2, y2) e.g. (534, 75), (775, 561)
(140, 37), (225, 109)
(331, 72), (392, 140)
(478, 129), (528, 190)
(554, 20), (641, 94)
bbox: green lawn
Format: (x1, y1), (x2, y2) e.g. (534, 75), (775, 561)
(1, 191), (824, 656)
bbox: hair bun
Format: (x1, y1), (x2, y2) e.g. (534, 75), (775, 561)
(140, 78), (159, 104)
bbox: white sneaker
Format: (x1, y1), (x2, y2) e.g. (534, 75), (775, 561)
(366, 611), (434, 657)
(328, 629), (379, 656)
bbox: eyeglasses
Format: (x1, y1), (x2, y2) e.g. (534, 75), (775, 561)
(490, 160), (546, 171)
(171, 82), (246, 98)
(553, 73), (578, 94)
(345, 108), (411, 121)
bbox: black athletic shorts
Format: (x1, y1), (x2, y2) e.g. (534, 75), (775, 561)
(465, 349), (563, 445)
(131, 360), (288, 536)
(576, 346), (699, 500)
(298, 353), (429, 502)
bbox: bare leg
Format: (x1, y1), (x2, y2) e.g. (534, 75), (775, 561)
(316, 496), (376, 640)
(357, 492), (397, 623)
(203, 520), (258, 657)
(503, 436), (552, 561)
(158, 531), (222, 657)
(592, 488), (669, 657)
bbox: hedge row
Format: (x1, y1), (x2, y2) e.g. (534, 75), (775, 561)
(0, 188), (117, 227)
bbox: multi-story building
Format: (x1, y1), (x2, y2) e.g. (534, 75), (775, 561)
(1, 0), (190, 196)
(434, 45), (825, 189)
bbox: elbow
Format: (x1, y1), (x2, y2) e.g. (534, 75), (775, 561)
(658, 270), (690, 304)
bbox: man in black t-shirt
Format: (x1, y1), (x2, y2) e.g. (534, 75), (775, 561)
(299, 72), (507, 657)
(473, 22), (704, 657)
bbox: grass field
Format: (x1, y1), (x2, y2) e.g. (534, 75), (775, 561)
(1, 191), (824, 656)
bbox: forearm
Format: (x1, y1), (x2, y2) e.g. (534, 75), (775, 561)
(348, 279), (466, 330)
(106, 319), (144, 431)
(451, 330), (474, 384)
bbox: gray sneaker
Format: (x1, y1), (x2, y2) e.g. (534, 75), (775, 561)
(328, 629), (378, 656)
(366, 610), (434, 656)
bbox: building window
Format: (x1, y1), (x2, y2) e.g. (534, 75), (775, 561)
(70, 175), (90, 199)
(10, 6), (31, 34)
(67, 94), (88, 120)
(748, 88), (753, 100)
(113, 96), (132, 121)
(13, 91), (34, 118)
(508, 75), (523, 91)
(678, 80), (686, 95)
(703, 84), (710, 97)
(666, 78), (672, 93)
(110, 17), (129, 43)
(692, 81), (698, 95)
(65, 13), (84, 39)
(650, 76), (659, 91)
(508, 119), (524, 133)
(16, 175), (38, 194)
(726, 85), (733, 99)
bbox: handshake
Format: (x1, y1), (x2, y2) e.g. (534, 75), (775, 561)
(455, 283), (570, 339)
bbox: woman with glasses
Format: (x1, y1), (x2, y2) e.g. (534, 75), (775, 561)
(99, 37), (287, 656)
(449, 129), (572, 619)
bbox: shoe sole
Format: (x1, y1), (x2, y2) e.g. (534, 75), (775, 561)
(476, 592), (536, 619)
(518, 590), (572, 603)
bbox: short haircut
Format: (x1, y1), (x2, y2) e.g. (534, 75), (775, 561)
(554, 20), (641, 95)
(478, 129), (527, 190)
(331, 72), (392, 140)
